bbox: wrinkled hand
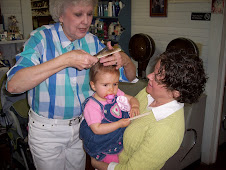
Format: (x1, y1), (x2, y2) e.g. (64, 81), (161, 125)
(129, 106), (140, 118)
(65, 50), (98, 70)
(99, 41), (130, 69)
(118, 118), (131, 128)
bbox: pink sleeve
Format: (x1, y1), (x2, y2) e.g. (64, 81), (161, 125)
(83, 99), (103, 126)
(117, 89), (125, 96)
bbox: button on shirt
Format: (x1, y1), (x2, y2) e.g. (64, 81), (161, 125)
(7, 22), (128, 119)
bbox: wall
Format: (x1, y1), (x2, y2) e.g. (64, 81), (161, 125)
(131, 0), (225, 165)
(20, 0), (33, 39)
(131, 0), (211, 73)
(0, 0), (32, 39)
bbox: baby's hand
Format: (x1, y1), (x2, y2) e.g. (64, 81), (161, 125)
(118, 118), (131, 128)
(129, 106), (140, 118)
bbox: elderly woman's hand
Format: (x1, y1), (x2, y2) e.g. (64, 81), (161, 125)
(99, 41), (131, 70)
(65, 50), (98, 70)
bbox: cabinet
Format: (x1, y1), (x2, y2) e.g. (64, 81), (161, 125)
(92, 0), (131, 56)
(31, 0), (53, 29)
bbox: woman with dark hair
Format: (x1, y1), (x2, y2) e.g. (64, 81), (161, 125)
(91, 49), (208, 170)
(5, 0), (136, 169)
(155, 50), (207, 104)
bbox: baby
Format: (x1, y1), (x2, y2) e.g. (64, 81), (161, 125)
(79, 61), (139, 163)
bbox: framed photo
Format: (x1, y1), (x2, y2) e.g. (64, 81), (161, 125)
(150, 0), (167, 17)
(211, 0), (224, 14)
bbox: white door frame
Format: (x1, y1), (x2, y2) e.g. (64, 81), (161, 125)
(201, 3), (226, 164)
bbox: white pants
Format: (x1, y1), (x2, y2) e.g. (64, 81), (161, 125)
(28, 109), (86, 170)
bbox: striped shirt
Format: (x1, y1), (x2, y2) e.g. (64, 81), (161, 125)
(7, 22), (128, 119)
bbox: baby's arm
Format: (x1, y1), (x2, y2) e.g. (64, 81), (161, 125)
(90, 119), (130, 135)
(124, 94), (140, 117)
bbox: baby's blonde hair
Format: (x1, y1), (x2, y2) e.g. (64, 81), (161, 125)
(89, 62), (120, 83)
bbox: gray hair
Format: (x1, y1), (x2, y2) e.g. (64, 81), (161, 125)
(49, 0), (98, 22)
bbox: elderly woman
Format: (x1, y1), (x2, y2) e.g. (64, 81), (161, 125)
(6, 0), (136, 169)
(92, 49), (208, 170)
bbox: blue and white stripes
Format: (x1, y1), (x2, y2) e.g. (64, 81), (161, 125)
(7, 22), (128, 119)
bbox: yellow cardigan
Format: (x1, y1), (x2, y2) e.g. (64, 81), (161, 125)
(115, 88), (185, 170)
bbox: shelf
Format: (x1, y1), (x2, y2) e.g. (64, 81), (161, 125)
(93, 16), (118, 19)
(31, 0), (47, 2)
(92, 0), (131, 56)
(31, 0), (49, 11)
(0, 39), (26, 45)
(32, 15), (51, 17)
(32, 7), (48, 10)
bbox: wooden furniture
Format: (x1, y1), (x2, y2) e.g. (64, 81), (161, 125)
(31, 0), (53, 29)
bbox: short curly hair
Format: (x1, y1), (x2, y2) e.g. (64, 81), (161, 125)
(49, 0), (98, 22)
(155, 49), (208, 104)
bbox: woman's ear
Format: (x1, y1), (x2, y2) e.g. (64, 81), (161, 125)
(59, 15), (63, 23)
(90, 81), (96, 91)
(172, 90), (180, 99)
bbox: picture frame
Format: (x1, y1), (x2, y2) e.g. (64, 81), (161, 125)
(211, 0), (224, 14)
(150, 0), (167, 17)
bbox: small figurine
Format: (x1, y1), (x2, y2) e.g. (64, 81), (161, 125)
(8, 15), (19, 33)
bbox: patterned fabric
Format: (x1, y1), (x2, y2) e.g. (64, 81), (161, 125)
(7, 22), (128, 119)
(79, 96), (130, 161)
